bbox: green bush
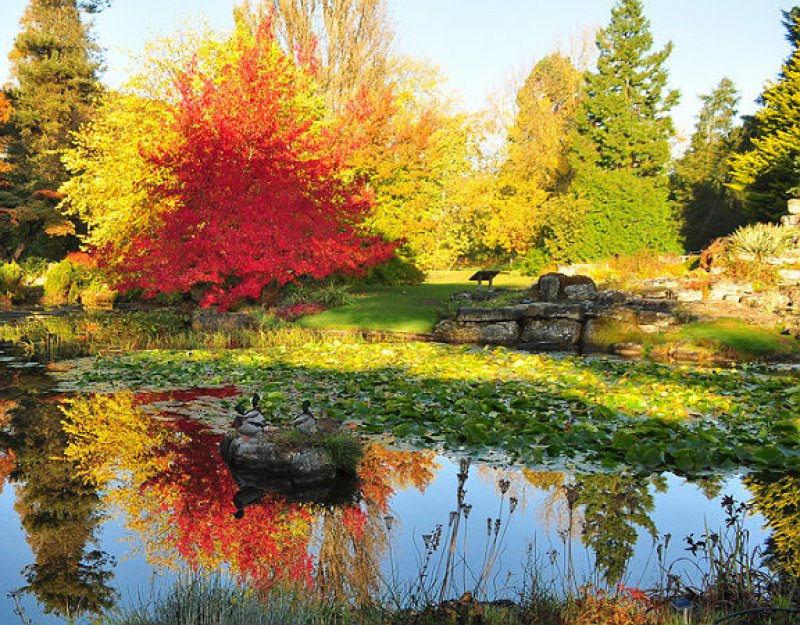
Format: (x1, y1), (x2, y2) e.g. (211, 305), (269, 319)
(43, 259), (113, 305)
(362, 254), (425, 286)
(728, 223), (794, 261)
(518, 247), (551, 277)
(43, 259), (84, 304)
(19, 256), (48, 281)
(0, 262), (23, 299)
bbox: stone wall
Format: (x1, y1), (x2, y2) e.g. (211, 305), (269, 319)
(433, 273), (682, 352)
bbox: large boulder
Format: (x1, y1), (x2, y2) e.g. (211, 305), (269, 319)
(220, 431), (337, 485)
(433, 319), (520, 345)
(455, 307), (523, 323)
(521, 301), (587, 322)
(519, 319), (582, 349)
(534, 273), (597, 302)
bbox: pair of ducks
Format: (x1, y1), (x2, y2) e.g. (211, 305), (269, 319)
(234, 393), (317, 435)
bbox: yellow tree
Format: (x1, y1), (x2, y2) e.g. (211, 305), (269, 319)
(486, 53), (584, 259)
(60, 94), (178, 262)
(343, 60), (487, 269)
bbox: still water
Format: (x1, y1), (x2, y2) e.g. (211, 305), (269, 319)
(0, 345), (788, 625)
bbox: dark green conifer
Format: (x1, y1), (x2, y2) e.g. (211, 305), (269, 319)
(2, 0), (105, 259)
(566, 0), (681, 260)
(672, 78), (747, 250)
(730, 7), (800, 222)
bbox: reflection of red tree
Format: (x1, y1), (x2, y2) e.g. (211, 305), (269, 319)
(134, 387), (239, 406)
(0, 399), (17, 496)
(147, 418), (314, 590)
(147, 433), (439, 590)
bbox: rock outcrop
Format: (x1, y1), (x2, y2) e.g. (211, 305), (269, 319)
(433, 273), (683, 353)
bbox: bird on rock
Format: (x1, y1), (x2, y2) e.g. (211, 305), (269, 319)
(234, 393), (266, 433)
(292, 400), (317, 435)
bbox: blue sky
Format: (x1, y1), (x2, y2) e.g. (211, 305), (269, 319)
(0, 0), (795, 137)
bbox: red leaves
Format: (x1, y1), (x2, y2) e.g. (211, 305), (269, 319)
(114, 20), (395, 309)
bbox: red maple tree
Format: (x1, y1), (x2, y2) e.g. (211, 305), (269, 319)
(118, 20), (396, 309)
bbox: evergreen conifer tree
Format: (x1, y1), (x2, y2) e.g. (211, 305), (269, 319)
(2, 0), (104, 259)
(565, 0), (681, 260)
(672, 78), (746, 250)
(730, 8), (800, 222)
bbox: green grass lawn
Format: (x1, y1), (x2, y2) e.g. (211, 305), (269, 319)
(296, 270), (532, 334)
(678, 318), (800, 358)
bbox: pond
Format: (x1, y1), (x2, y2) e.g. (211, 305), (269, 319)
(0, 340), (798, 624)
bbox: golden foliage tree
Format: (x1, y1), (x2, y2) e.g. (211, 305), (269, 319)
(486, 53), (583, 258)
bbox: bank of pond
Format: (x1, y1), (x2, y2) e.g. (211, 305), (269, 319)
(0, 331), (799, 624)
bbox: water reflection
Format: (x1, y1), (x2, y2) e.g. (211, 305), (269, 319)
(7, 396), (116, 619)
(1, 349), (798, 623)
(745, 473), (800, 578)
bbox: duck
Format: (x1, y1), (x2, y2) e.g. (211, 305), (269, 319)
(234, 393), (266, 432)
(292, 400), (317, 435)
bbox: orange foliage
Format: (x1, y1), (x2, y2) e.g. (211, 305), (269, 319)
(0, 399), (15, 496)
(358, 443), (439, 511)
(0, 92), (11, 177)
(572, 585), (657, 625)
(64, 251), (98, 268)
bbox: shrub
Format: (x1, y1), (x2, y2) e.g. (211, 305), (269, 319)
(519, 247), (552, 276)
(362, 254), (425, 285)
(281, 282), (354, 309)
(43, 259), (115, 306)
(728, 223), (794, 261)
(570, 585), (657, 625)
(18, 256), (48, 282)
(43, 259), (85, 304)
(0, 262), (23, 300)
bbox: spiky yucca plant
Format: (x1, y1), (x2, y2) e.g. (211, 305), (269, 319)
(728, 223), (794, 261)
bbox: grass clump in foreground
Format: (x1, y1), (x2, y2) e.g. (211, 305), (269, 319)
(104, 575), (368, 625)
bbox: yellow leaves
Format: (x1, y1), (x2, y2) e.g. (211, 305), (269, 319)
(61, 92), (179, 259)
(61, 391), (169, 487)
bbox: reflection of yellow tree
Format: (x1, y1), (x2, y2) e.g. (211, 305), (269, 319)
(745, 474), (800, 577)
(523, 469), (583, 541)
(313, 444), (439, 605)
(12, 398), (115, 619)
(62, 393), (314, 588)
(313, 504), (387, 607)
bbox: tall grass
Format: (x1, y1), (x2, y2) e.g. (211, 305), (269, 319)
(103, 575), (364, 625)
(0, 312), (325, 361)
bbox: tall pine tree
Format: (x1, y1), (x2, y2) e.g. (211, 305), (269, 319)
(672, 78), (746, 250)
(729, 8), (800, 222)
(2, 0), (104, 259)
(565, 0), (681, 260)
